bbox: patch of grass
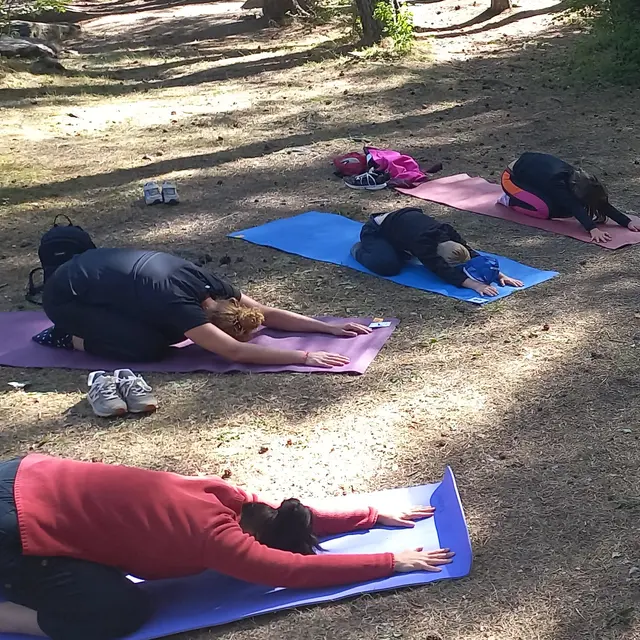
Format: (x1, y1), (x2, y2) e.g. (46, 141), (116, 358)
(349, 37), (432, 61)
(568, 0), (640, 82)
(309, 0), (353, 27)
(372, 0), (415, 55)
(482, 300), (507, 315)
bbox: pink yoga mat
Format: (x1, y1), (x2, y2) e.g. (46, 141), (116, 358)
(0, 312), (397, 374)
(398, 174), (640, 250)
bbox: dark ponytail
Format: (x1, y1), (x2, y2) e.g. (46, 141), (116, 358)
(239, 498), (319, 555)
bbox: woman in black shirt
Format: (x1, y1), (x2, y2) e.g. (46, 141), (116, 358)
(37, 248), (370, 368)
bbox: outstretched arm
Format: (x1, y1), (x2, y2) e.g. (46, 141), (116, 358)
(205, 514), (453, 588)
(308, 505), (437, 535)
(240, 294), (371, 338)
(235, 487), (435, 536)
(604, 203), (637, 229)
(185, 323), (349, 368)
(232, 486), (380, 536)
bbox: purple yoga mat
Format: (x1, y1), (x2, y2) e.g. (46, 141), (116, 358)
(398, 174), (640, 250)
(0, 312), (397, 375)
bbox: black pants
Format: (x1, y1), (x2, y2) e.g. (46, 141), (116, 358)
(0, 459), (151, 640)
(42, 262), (170, 362)
(352, 220), (408, 277)
(352, 212), (463, 277)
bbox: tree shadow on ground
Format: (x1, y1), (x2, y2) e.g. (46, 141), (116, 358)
(0, 35), (353, 103)
(76, 14), (269, 55)
(83, 0), (240, 18)
(24, 0), (247, 22)
(417, 1), (569, 37)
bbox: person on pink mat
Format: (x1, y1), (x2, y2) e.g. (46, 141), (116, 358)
(0, 455), (454, 640)
(500, 152), (640, 244)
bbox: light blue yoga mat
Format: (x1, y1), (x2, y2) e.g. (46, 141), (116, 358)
(0, 468), (471, 640)
(229, 212), (558, 304)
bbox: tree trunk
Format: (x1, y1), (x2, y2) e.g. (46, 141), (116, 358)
(262, 0), (295, 21)
(490, 0), (511, 13)
(260, 0), (314, 21)
(354, 0), (383, 46)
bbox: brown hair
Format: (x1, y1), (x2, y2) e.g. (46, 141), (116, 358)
(570, 169), (609, 224)
(436, 241), (471, 266)
(206, 298), (264, 341)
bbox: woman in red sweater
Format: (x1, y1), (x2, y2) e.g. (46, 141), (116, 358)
(0, 455), (454, 640)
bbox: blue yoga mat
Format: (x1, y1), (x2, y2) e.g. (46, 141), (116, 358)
(0, 468), (471, 640)
(229, 212), (558, 304)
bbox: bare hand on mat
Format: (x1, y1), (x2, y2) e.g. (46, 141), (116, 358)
(304, 351), (350, 367)
(329, 322), (372, 337)
(499, 274), (524, 288)
(628, 222), (640, 232)
(394, 548), (455, 573)
(590, 228), (612, 243)
(470, 281), (499, 297)
(377, 506), (436, 528)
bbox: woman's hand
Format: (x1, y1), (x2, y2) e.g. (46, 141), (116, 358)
(304, 351), (350, 368)
(628, 222), (640, 232)
(499, 273), (524, 288)
(377, 506), (436, 528)
(328, 322), (372, 337)
(394, 548), (455, 573)
(590, 228), (612, 243)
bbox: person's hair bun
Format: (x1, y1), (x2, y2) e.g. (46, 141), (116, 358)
(275, 498), (311, 527)
(278, 498), (305, 513)
(206, 298), (264, 340)
(261, 498), (318, 555)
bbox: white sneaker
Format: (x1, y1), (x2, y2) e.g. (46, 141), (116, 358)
(114, 369), (158, 414)
(87, 371), (128, 418)
(143, 181), (163, 206)
(161, 181), (179, 205)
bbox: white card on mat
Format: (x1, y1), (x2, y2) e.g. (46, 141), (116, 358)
(369, 321), (392, 328)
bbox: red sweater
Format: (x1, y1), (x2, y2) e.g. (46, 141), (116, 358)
(14, 455), (395, 588)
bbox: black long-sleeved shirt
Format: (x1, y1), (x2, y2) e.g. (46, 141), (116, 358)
(373, 208), (478, 287)
(511, 152), (631, 232)
(45, 248), (240, 344)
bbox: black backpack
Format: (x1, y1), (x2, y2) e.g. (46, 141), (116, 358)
(26, 214), (96, 304)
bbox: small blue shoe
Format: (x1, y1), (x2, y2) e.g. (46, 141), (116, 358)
(32, 326), (73, 349)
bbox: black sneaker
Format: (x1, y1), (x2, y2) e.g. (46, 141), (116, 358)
(344, 170), (390, 191)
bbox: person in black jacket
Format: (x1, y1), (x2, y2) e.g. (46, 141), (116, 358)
(500, 152), (640, 244)
(351, 208), (523, 297)
(35, 248), (370, 367)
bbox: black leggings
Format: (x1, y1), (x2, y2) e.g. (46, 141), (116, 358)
(0, 459), (151, 640)
(42, 263), (170, 362)
(352, 220), (408, 277)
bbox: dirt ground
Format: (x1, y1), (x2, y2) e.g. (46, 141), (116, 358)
(2, 0), (640, 638)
